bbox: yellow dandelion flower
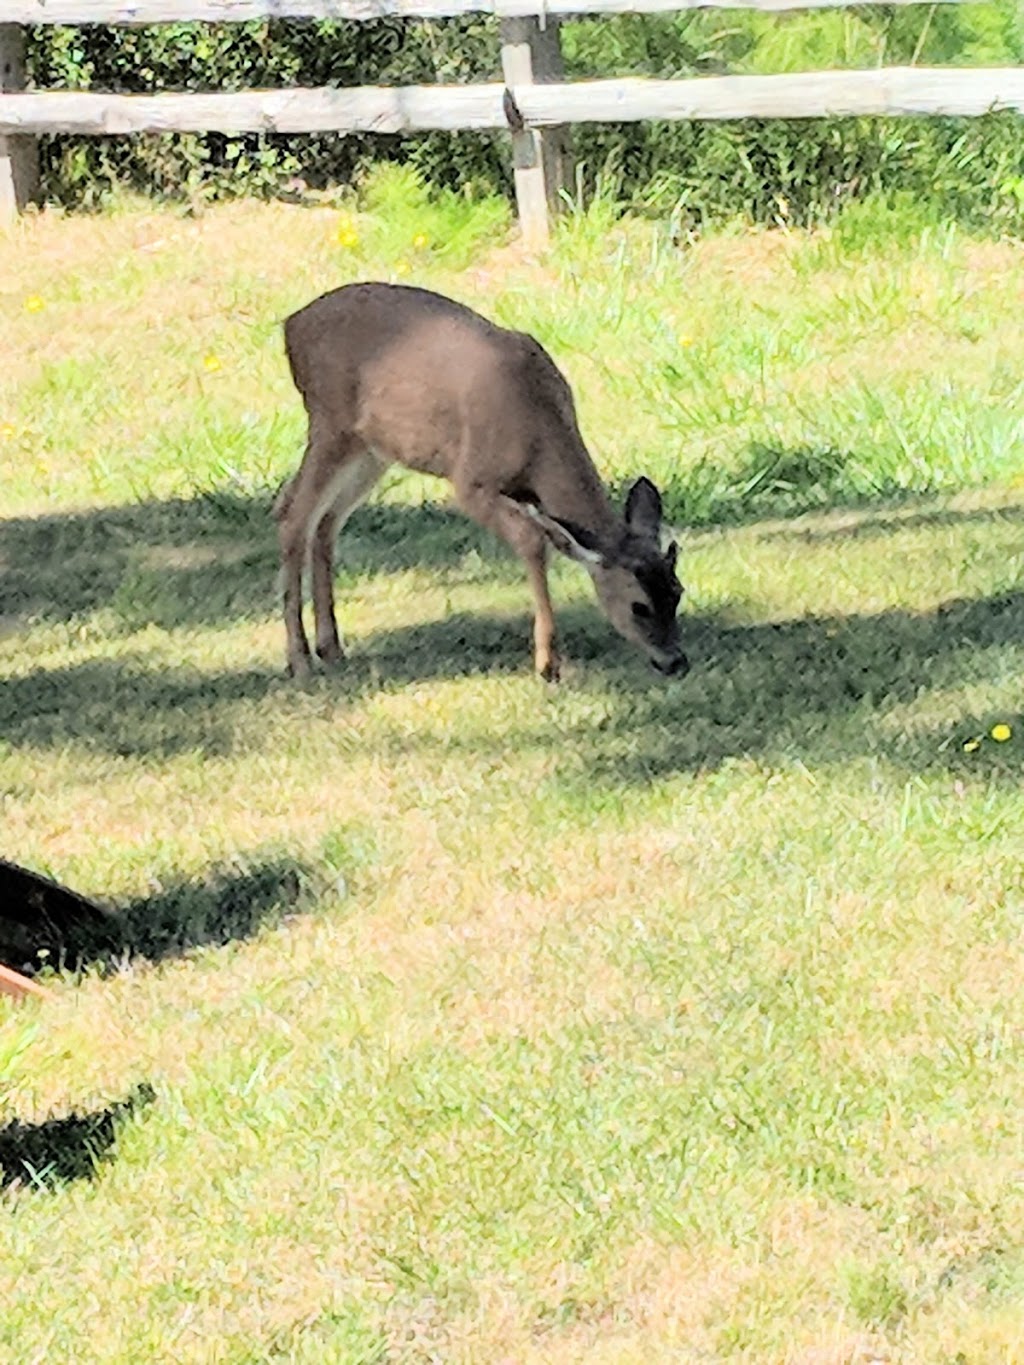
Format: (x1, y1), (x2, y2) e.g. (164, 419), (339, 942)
(0, 422), (16, 441)
(203, 354), (222, 373)
(395, 259), (411, 277)
(680, 336), (695, 349)
(336, 226), (359, 250)
(962, 738), (981, 753)
(991, 723), (1012, 742)
(412, 233), (429, 250)
(24, 295), (44, 313)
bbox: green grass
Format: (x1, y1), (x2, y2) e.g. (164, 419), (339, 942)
(2, 178), (1024, 1361)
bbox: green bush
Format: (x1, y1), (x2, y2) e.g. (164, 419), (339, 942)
(28, 17), (509, 206)
(24, 5), (1024, 232)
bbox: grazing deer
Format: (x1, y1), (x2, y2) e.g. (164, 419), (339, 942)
(275, 282), (687, 682)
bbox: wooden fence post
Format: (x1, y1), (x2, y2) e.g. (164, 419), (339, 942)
(0, 25), (39, 219)
(500, 15), (570, 251)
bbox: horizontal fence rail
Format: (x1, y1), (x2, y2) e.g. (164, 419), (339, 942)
(3, 0), (1022, 245)
(2, 70), (1022, 136)
(5, 0), (973, 21)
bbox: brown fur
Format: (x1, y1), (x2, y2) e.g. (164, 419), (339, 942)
(276, 282), (686, 681)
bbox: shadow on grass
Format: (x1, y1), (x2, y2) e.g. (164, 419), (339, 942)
(5, 479), (1021, 634)
(108, 859), (309, 965)
(610, 442), (903, 529)
(755, 500), (1024, 544)
(1, 586), (1021, 780)
(567, 591), (1024, 785)
(353, 591), (1024, 786)
(1, 859), (310, 976)
(629, 441), (1024, 532)
(0, 658), (282, 759)
(0, 491), (501, 631)
(0, 1082), (155, 1192)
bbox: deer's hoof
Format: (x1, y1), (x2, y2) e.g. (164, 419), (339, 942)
(537, 653), (561, 684)
(287, 654), (313, 681)
(316, 640), (346, 668)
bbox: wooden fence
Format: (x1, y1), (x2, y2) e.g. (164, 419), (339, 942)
(2, 0), (1022, 243)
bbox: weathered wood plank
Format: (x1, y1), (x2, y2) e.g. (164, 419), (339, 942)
(0, 84), (506, 134)
(6, 0), (975, 23)
(0, 25), (39, 218)
(523, 68), (1024, 122)
(500, 16), (570, 250)
(0, 70), (1021, 136)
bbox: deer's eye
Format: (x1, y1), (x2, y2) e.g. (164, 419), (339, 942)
(631, 602), (653, 621)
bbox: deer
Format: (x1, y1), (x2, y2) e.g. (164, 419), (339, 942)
(275, 282), (688, 683)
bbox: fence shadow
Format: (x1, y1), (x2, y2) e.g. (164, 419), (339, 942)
(343, 587), (1024, 786)
(0, 1083), (155, 1192)
(566, 588), (1024, 785)
(0, 657), (282, 759)
(0, 491), (504, 632)
(619, 439), (1024, 534)
(8, 481), (1017, 636)
(2, 585), (1019, 780)
(4, 478), (1023, 779)
(752, 500), (1024, 545)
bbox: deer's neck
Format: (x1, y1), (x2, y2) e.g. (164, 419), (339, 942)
(531, 442), (618, 538)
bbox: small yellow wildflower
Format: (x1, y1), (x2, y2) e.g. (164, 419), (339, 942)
(680, 336), (694, 349)
(0, 423), (16, 441)
(962, 738), (981, 753)
(991, 723), (1012, 743)
(336, 225), (359, 250)
(412, 233), (429, 250)
(24, 295), (44, 313)
(203, 354), (222, 373)
(395, 259), (411, 277)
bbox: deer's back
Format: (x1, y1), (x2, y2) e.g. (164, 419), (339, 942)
(284, 283), (583, 486)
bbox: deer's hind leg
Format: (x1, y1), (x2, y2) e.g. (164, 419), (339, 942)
(310, 447), (386, 665)
(275, 424), (383, 678)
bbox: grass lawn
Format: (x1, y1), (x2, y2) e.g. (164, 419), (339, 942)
(2, 174), (1024, 1362)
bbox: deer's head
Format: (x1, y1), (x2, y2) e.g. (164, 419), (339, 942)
(527, 478), (688, 676)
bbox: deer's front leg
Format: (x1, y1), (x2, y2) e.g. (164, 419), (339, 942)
(456, 483), (561, 681)
(522, 546), (560, 682)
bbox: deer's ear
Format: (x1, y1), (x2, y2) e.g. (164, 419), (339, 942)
(665, 540), (678, 572)
(519, 501), (605, 567)
(624, 477), (663, 540)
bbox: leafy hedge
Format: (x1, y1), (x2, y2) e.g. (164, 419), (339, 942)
(24, 7), (1024, 231)
(27, 18), (509, 205)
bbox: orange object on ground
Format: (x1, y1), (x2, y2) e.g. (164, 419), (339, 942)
(0, 963), (52, 1002)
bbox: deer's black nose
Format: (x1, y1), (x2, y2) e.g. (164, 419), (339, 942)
(654, 653), (689, 678)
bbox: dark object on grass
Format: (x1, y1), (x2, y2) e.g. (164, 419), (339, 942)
(0, 1082), (156, 1190)
(0, 858), (119, 974)
(2, 856), (308, 979)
